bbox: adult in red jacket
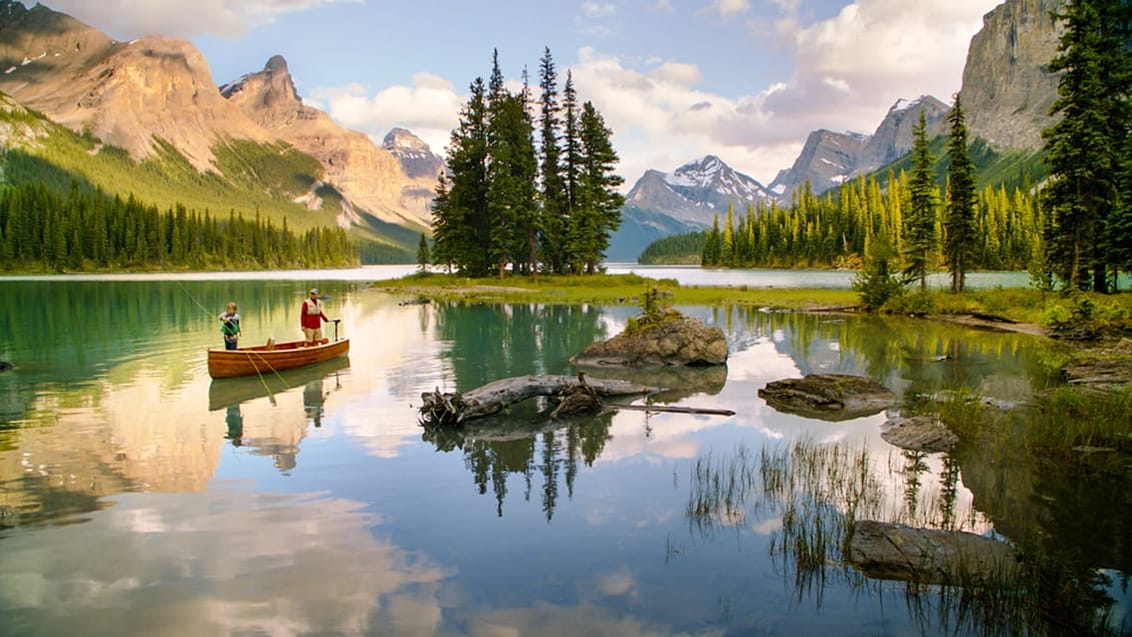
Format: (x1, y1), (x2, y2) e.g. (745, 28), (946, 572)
(301, 288), (330, 345)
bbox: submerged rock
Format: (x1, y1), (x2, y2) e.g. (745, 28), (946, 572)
(758, 373), (895, 421)
(881, 415), (959, 452)
(0, 361), (13, 372)
(848, 520), (1022, 585)
(570, 317), (728, 368)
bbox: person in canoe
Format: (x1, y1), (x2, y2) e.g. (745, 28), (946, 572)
(301, 288), (331, 346)
(218, 302), (241, 350)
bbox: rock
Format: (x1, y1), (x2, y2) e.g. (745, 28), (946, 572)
(848, 520), (1022, 585)
(0, 361), (13, 372)
(570, 317), (728, 368)
(758, 373), (895, 421)
(880, 415), (959, 452)
(0, 504), (16, 528)
(1063, 359), (1132, 389)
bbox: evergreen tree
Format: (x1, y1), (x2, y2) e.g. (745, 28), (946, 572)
(1042, 0), (1132, 292)
(944, 94), (978, 293)
(903, 110), (938, 293)
(442, 77), (491, 276)
(570, 101), (624, 273)
(416, 232), (431, 271)
(537, 48), (568, 274)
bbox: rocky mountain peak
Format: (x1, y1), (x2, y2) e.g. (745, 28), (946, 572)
(219, 54), (302, 118)
(382, 127), (443, 180)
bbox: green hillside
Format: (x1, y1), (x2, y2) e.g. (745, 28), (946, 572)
(0, 94), (416, 262)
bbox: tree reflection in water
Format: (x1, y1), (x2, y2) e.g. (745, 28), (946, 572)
(685, 438), (1129, 636)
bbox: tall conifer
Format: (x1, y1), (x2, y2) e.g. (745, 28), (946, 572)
(944, 94), (977, 293)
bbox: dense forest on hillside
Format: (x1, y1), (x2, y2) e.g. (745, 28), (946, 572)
(0, 99), (416, 266)
(0, 182), (358, 271)
(690, 171), (1041, 272)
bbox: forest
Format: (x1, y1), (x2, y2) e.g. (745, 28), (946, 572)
(0, 182), (358, 271)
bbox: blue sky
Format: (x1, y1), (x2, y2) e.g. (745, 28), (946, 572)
(42, 0), (1002, 185)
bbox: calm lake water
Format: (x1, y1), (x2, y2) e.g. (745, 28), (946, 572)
(1, 268), (1129, 636)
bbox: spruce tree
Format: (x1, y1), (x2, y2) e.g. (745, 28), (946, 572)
(944, 94), (977, 293)
(416, 232), (430, 271)
(903, 110), (938, 293)
(443, 77), (491, 276)
(571, 101), (624, 273)
(1043, 0), (1131, 292)
(537, 48), (568, 273)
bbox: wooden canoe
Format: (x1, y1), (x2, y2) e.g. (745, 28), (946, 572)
(207, 337), (350, 379)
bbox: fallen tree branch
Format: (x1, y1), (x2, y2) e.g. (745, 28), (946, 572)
(614, 404), (735, 416)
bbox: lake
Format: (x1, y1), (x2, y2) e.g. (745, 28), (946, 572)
(0, 269), (1129, 636)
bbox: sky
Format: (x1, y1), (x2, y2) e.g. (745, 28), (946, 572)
(38, 0), (1003, 187)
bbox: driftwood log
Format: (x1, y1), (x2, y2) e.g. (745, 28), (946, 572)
(418, 373), (737, 427)
(420, 374), (653, 427)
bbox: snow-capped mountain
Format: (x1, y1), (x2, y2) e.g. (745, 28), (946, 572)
(607, 155), (773, 260)
(623, 155), (774, 228)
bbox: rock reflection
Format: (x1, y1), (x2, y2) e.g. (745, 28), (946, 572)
(0, 489), (451, 637)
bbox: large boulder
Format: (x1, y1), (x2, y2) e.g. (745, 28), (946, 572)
(758, 373), (895, 421)
(880, 415), (959, 452)
(570, 317), (728, 368)
(848, 520), (1022, 585)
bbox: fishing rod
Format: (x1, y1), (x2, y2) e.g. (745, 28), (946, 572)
(177, 281), (292, 399)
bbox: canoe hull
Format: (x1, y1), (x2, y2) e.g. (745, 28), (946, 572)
(208, 338), (350, 379)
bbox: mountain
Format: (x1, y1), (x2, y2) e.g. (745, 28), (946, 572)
(608, 156), (773, 261)
(220, 56), (438, 228)
(382, 127), (445, 221)
(0, 0), (269, 169)
(959, 0), (1063, 151)
(623, 156), (773, 227)
(768, 95), (950, 198)
(0, 0), (435, 247)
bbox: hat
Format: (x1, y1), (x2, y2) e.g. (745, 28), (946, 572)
(309, 288), (319, 295)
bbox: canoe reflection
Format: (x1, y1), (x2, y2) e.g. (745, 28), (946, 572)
(207, 356), (351, 412)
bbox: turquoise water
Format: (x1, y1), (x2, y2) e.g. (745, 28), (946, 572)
(0, 272), (1127, 636)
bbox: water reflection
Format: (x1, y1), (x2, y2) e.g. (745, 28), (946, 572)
(2, 278), (1128, 635)
(0, 489), (451, 637)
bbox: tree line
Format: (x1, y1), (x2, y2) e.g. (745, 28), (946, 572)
(0, 182), (358, 271)
(430, 49), (624, 278)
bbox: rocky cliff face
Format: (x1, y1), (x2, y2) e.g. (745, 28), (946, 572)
(0, 0), (268, 169)
(220, 56), (434, 227)
(959, 0), (1064, 150)
(768, 96), (948, 198)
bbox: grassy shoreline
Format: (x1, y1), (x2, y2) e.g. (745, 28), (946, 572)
(372, 272), (1131, 329)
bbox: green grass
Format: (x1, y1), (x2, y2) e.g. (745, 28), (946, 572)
(373, 272), (860, 309)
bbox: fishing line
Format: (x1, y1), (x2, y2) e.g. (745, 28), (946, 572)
(176, 280), (215, 318)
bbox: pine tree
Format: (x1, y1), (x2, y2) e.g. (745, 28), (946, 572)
(537, 48), (568, 274)
(443, 77), (491, 276)
(944, 94), (977, 293)
(903, 110), (938, 293)
(570, 101), (624, 273)
(1043, 0), (1132, 292)
(416, 232), (431, 272)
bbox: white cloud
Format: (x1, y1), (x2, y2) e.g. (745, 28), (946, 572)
(581, 1), (618, 18)
(566, 0), (998, 185)
(711, 0), (751, 17)
(306, 73), (463, 156)
(42, 0), (359, 38)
